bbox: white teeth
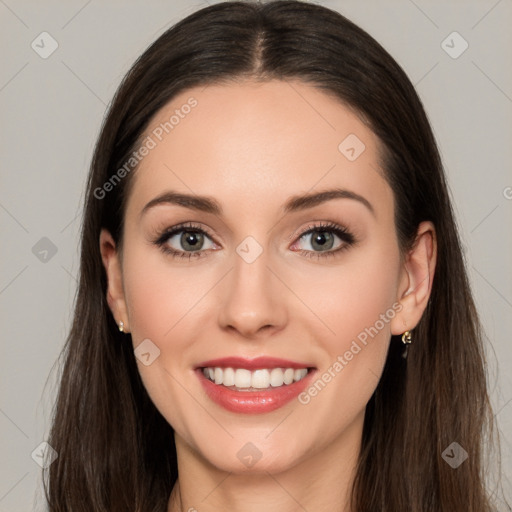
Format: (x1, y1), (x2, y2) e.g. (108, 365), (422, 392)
(269, 368), (284, 387)
(294, 368), (307, 381)
(283, 368), (295, 385)
(251, 369), (270, 389)
(234, 369), (252, 388)
(202, 366), (310, 389)
(223, 367), (235, 386)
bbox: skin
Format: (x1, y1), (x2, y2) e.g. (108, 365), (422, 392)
(100, 79), (436, 512)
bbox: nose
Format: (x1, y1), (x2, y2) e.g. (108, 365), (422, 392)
(217, 248), (288, 340)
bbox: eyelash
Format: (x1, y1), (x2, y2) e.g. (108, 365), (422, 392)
(153, 221), (356, 261)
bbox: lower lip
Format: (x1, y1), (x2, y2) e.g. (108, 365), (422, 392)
(196, 369), (315, 414)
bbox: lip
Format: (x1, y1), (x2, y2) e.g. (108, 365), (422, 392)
(195, 357), (317, 414)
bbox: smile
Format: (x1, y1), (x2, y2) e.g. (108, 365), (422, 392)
(196, 357), (316, 414)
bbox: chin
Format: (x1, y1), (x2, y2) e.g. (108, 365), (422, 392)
(189, 430), (315, 475)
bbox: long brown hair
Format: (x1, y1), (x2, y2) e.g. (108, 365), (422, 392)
(44, 1), (504, 510)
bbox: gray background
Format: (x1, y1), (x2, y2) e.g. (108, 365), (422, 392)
(1, 0), (511, 510)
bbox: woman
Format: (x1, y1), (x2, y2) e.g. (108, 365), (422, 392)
(44, 1), (503, 510)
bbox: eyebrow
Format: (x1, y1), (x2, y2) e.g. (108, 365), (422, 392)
(140, 187), (375, 218)
(284, 188), (374, 216)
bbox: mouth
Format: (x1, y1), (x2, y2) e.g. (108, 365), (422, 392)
(195, 356), (316, 414)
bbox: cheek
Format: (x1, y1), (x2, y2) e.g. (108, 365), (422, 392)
(328, 261), (398, 346)
(122, 244), (208, 341)
(290, 240), (401, 350)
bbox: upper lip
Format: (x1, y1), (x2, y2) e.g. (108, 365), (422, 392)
(196, 356), (315, 371)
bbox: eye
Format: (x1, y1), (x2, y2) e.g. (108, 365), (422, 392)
(153, 220), (356, 261)
(154, 222), (216, 260)
(290, 222), (355, 259)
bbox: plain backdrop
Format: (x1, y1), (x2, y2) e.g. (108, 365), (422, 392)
(1, 0), (511, 510)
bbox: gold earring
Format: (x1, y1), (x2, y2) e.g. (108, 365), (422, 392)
(401, 330), (412, 358)
(118, 321), (124, 333)
(401, 330), (412, 344)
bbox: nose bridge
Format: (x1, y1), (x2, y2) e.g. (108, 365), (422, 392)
(217, 237), (287, 336)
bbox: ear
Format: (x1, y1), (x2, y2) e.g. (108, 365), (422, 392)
(390, 221), (437, 335)
(99, 228), (130, 333)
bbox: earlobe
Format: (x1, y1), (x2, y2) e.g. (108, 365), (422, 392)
(99, 228), (130, 333)
(391, 221), (437, 335)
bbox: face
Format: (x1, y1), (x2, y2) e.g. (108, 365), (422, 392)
(101, 79), (434, 476)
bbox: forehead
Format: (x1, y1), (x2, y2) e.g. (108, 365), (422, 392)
(126, 79), (392, 220)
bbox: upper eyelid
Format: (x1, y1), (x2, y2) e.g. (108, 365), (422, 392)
(161, 222), (216, 240)
(287, 222), (348, 241)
